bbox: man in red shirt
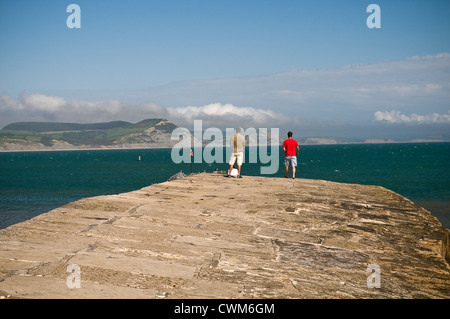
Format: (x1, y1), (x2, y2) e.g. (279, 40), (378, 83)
(282, 131), (300, 179)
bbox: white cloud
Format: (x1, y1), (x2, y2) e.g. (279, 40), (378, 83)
(141, 102), (168, 116)
(374, 110), (450, 124)
(166, 103), (290, 128)
(20, 93), (67, 112)
(0, 93), (290, 129)
(0, 93), (149, 126)
(0, 92), (19, 110)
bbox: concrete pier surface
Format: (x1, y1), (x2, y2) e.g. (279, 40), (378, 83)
(0, 173), (449, 299)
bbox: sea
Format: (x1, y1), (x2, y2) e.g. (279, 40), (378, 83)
(0, 142), (449, 230)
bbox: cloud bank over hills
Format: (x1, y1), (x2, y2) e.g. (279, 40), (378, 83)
(1, 53), (449, 140)
(0, 93), (288, 130)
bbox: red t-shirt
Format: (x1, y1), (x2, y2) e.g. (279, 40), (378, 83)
(283, 138), (299, 156)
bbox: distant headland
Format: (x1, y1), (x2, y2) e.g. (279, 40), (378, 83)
(0, 119), (178, 151)
(1, 119), (447, 152)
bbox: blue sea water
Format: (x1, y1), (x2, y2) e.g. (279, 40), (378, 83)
(0, 143), (449, 229)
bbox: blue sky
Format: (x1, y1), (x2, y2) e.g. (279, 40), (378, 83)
(1, 0), (449, 139)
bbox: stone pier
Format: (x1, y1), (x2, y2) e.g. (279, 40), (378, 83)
(0, 173), (449, 298)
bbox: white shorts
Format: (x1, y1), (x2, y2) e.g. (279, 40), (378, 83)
(229, 152), (244, 166)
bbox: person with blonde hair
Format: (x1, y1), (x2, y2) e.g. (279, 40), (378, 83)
(227, 128), (246, 178)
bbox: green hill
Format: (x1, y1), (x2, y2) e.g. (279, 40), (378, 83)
(2, 121), (134, 133)
(0, 119), (178, 150)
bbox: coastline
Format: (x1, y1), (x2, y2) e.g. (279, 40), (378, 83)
(0, 173), (449, 298)
(1, 139), (448, 153)
(0, 145), (172, 153)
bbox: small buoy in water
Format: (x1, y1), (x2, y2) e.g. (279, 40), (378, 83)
(138, 156), (141, 161)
